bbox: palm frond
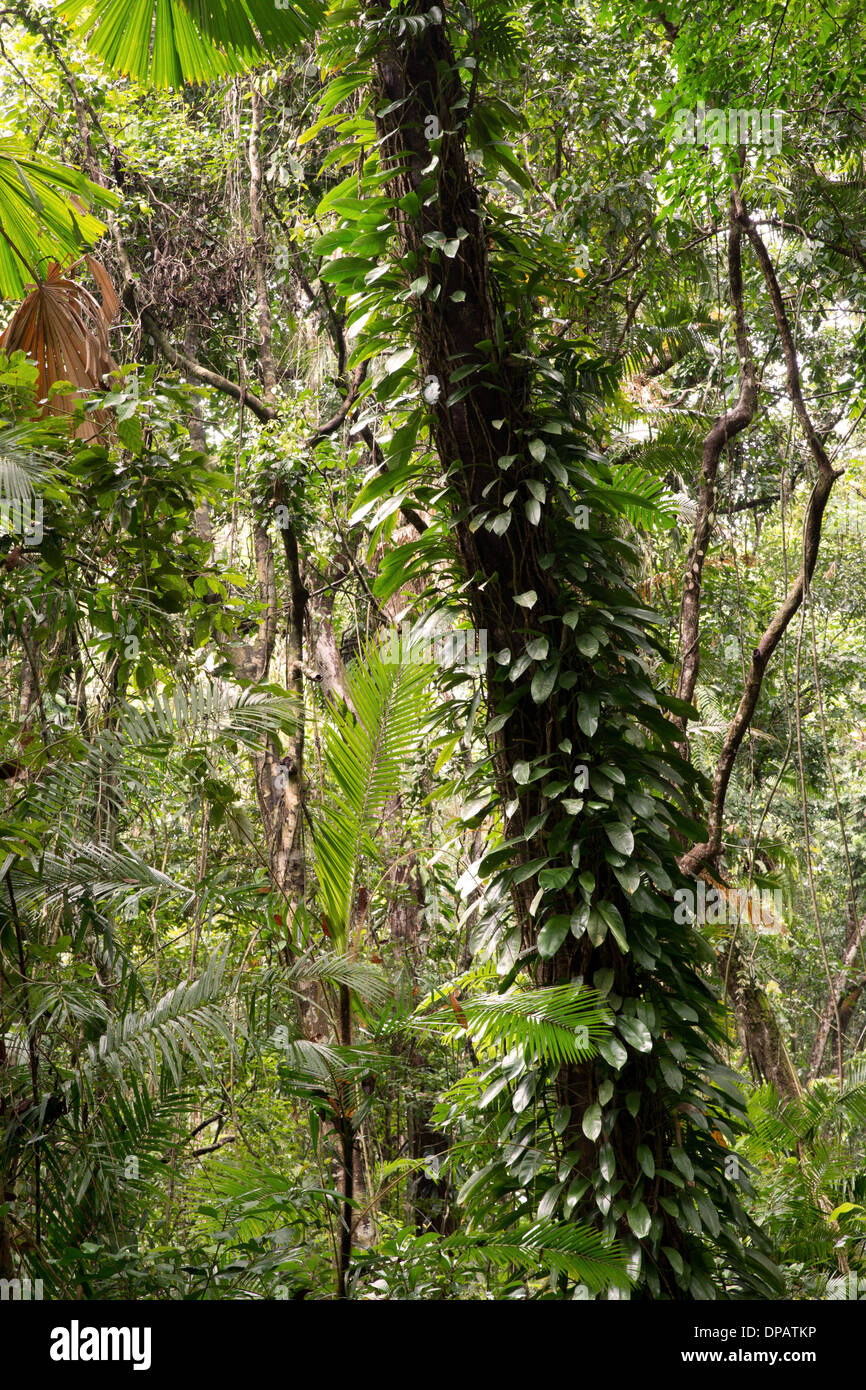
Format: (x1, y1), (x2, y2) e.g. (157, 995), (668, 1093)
(312, 640), (431, 945)
(0, 146), (116, 299)
(58, 0), (324, 86)
(617, 326), (710, 383)
(588, 460), (680, 531)
(468, 0), (525, 64)
(0, 258), (119, 433)
(116, 680), (298, 753)
(24, 1081), (192, 1286)
(69, 946), (235, 1098)
(276, 1036), (378, 1087)
(15, 841), (194, 913)
(444, 1218), (632, 1293)
(408, 983), (611, 1065)
(285, 950), (391, 1008)
(9, 679), (298, 856)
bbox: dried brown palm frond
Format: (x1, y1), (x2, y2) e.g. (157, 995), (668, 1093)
(0, 255), (120, 438)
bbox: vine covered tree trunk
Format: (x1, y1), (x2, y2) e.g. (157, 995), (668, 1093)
(364, 4), (776, 1297)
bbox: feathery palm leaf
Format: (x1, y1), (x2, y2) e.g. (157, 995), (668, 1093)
(588, 459), (680, 531)
(23, 1082), (192, 1286)
(19, 841), (195, 912)
(467, 0), (525, 64)
(312, 640), (431, 946)
(285, 949), (390, 1008)
(441, 1219), (632, 1293)
(408, 982), (611, 1065)
(70, 945), (235, 1098)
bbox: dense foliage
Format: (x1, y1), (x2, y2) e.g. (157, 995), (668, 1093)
(1, 0), (866, 1304)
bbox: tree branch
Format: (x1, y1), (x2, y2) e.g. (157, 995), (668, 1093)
(679, 198), (840, 877)
(675, 195), (758, 732)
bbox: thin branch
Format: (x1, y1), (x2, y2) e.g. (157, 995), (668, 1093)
(675, 194), (758, 730)
(680, 196), (840, 876)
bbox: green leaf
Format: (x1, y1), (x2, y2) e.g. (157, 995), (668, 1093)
(538, 867), (572, 891)
(659, 1057), (683, 1092)
(605, 823), (634, 856)
(597, 1035), (628, 1069)
(671, 1148), (694, 1183)
(384, 345), (415, 374)
(613, 864), (641, 895)
(627, 1203), (651, 1239)
(538, 1180), (566, 1219)
(617, 1016), (652, 1052)
(531, 663), (558, 703)
(571, 903), (589, 938)
(537, 916), (569, 958)
(637, 1145), (655, 1179)
(593, 968), (614, 996)
(577, 693), (599, 737)
(0, 145), (117, 298)
(829, 1202), (863, 1222)
(582, 1102), (602, 1141)
(597, 900), (628, 952)
(586, 909), (607, 946)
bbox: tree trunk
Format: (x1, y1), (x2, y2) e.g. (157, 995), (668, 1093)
(367, 7), (768, 1297)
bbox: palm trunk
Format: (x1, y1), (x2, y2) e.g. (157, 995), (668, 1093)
(336, 981), (354, 1298)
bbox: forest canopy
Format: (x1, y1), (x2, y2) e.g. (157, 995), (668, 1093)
(1, 0), (866, 1325)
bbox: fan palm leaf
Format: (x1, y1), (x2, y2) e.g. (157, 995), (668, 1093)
(58, 0), (325, 86)
(0, 145), (115, 299)
(0, 257), (119, 434)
